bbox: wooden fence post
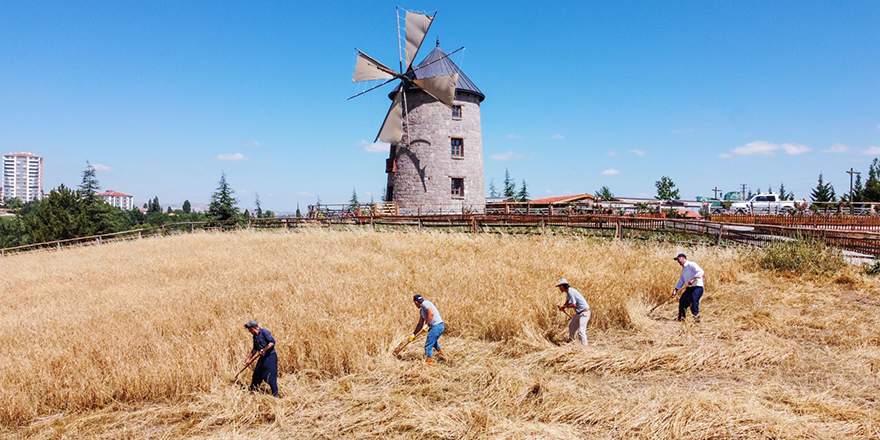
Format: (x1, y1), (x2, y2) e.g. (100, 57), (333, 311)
(715, 225), (723, 245)
(614, 219), (621, 240)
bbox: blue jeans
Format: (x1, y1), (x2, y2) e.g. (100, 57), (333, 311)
(250, 351), (279, 396)
(425, 322), (444, 358)
(678, 286), (704, 319)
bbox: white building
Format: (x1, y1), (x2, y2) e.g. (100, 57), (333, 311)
(2, 152), (43, 202)
(98, 190), (134, 210)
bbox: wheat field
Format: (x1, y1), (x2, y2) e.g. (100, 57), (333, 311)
(1, 229), (878, 439)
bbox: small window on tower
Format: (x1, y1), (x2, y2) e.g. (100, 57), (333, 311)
(452, 105), (462, 119)
(451, 138), (464, 158)
(451, 178), (464, 197)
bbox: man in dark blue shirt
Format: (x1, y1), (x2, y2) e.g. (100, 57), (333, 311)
(243, 320), (279, 396)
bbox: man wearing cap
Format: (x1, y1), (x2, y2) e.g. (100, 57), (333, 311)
(411, 295), (445, 365)
(672, 254), (705, 323)
(556, 279), (591, 346)
(243, 320), (279, 396)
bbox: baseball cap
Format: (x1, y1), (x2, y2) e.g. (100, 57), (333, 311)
(673, 253), (687, 260)
(413, 295), (424, 302)
(244, 320), (258, 329)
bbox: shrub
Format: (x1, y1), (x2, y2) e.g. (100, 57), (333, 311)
(759, 237), (845, 275)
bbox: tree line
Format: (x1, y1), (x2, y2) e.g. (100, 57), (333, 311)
(0, 164), (275, 248)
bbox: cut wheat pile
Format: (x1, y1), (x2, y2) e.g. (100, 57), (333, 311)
(1, 229), (878, 439)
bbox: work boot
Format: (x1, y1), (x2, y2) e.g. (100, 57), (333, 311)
(435, 349), (446, 361)
(693, 314), (701, 323)
(425, 357), (435, 366)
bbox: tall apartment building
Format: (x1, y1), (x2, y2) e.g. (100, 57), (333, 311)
(98, 190), (134, 210)
(2, 152), (43, 202)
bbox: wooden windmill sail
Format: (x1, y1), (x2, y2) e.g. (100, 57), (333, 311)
(349, 9), (461, 144)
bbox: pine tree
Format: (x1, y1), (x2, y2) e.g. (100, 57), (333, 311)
(79, 161), (100, 203)
(182, 200), (192, 214)
(503, 168), (516, 198)
(348, 188), (359, 214)
(655, 176), (680, 201)
(208, 171), (239, 221)
(243, 209), (250, 219)
(778, 182), (791, 200)
(166, 206), (172, 214)
(810, 173), (836, 202)
(853, 173), (864, 202)
(516, 180), (530, 201)
(864, 159), (880, 202)
(296, 202), (302, 218)
(488, 178), (499, 198)
(78, 161), (113, 235)
(254, 193), (263, 218)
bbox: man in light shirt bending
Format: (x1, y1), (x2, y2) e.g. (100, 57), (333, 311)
(672, 253), (705, 323)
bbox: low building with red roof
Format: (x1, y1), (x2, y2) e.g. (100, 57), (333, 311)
(98, 190), (134, 210)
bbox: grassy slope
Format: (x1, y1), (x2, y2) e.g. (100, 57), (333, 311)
(1, 229), (878, 439)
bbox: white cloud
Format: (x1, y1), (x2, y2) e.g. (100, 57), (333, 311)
(297, 191), (314, 196)
(490, 151), (525, 161)
(359, 140), (389, 153)
(822, 143), (850, 154)
(506, 134), (522, 140)
(718, 153), (733, 159)
(545, 189), (553, 194)
(628, 149), (646, 156)
(601, 168), (619, 176)
(251, 141), (261, 147)
(728, 140), (810, 157)
(780, 143), (810, 155)
(551, 133), (565, 140)
(862, 146), (880, 155)
(606, 151), (618, 156)
(216, 153), (247, 161)
(92, 163), (111, 171)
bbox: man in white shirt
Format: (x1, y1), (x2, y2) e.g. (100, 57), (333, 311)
(672, 253), (705, 322)
(556, 279), (591, 346)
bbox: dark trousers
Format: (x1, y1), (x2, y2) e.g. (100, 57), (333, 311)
(250, 351), (279, 396)
(678, 286), (704, 319)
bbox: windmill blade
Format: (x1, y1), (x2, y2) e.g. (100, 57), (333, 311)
(376, 92), (404, 144)
(413, 73), (458, 108)
(404, 10), (435, 71)
(353, 50), (399, 82)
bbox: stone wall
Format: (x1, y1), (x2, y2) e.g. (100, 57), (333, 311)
(387, 90), (485, 214)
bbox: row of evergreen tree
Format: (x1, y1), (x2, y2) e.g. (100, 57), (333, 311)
(0, 164), (276, 248)
(487, 168), (530, 201)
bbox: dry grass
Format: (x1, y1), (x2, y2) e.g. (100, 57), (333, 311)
(1, 229), (878, 439)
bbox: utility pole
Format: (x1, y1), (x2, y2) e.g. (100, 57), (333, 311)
(712, 187), (721, 199)
(740, 184), (748, 200)
(847, 167), (861, 215)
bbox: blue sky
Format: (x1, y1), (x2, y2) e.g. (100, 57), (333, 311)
(2, 1), (879, 210)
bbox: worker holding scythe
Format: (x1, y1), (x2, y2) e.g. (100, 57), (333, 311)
(243, 320), (279, 396)
(556, 279), (591, 346)
(411, 295), (445, 365)
(671, 253), (705, 323)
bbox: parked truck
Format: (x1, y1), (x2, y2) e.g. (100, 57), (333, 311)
(696, 191), (743, 214)
(728, 193), (798, 215)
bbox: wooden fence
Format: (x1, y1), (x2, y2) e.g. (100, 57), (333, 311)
(710, 214), (880, 232)
(3, 214), (880, 258)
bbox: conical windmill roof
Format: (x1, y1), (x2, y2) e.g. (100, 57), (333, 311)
(394, 46), (485, 102)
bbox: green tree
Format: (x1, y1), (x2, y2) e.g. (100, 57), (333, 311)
(4, 197), (24, 212)
(778, 182), (792, 201)
(488, 178), (499, 198)
(503, 168), (516, 198)
(863, 159), (880, 202)
(853, 173), (864, 202)
(254, 193), (263, 218)
(654, 176), (680, 201)
(264, 210), (275, 218)
(24, 185), (89, 242)
(182, 200), (192, 214)
(296, 203), (302, 218)
(0, 217), (28, 248)
(243, 209), (251, 219)
(148, 196), (161, 214)
(78, 161), (113, 235)
(166, 206), (172, 214)
(810, 173), (836, 202)
(516, 180), (530, 201)
(208, 171), (239, 221)
(595, 186), (614, 201)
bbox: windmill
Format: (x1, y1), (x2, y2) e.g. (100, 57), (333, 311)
(349, 8), (462, 144)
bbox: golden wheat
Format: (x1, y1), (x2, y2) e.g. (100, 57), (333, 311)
(1, 228), (878, 439)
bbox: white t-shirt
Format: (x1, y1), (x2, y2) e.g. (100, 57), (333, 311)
(675, 261), (705, 289)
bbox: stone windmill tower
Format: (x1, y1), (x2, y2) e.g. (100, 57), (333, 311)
(350, 9), (485, 214)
